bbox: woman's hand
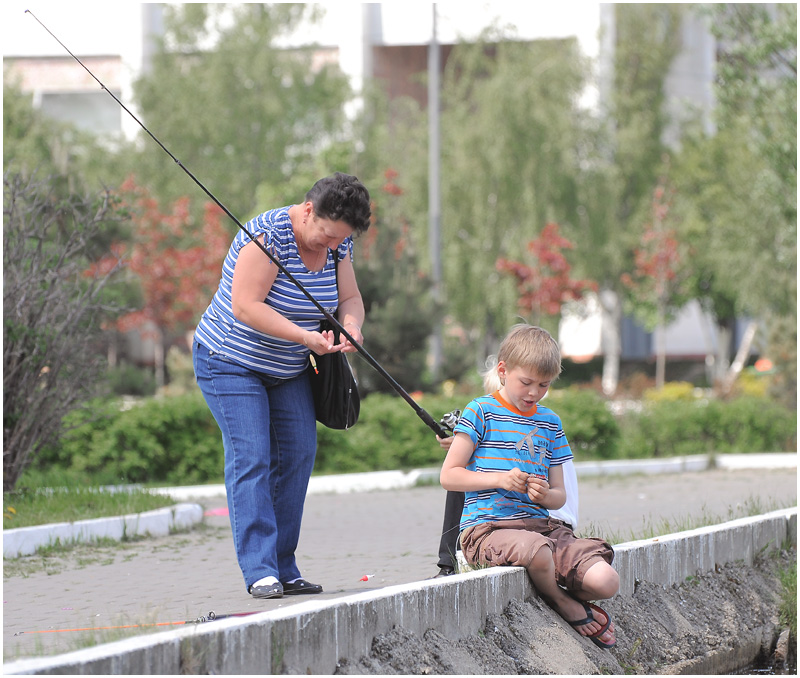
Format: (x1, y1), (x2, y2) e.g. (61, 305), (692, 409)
(339, 323), (363, 353)
(302, 329), (344, 354)
(301, 324), (362, 354)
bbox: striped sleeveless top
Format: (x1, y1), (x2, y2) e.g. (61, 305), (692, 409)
(195, 206), (351, 377)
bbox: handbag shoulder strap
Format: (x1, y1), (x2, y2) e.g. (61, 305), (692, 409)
(331, 248), (339, 288)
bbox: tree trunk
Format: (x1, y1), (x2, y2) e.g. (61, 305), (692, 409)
(599, 289), (622, 396)
(154, 332), (166, 393)
(655, 296), (667, 389)
(107, 333), (118, 369)
(719, 320), (758, 395)
(714, 319), (734, 384)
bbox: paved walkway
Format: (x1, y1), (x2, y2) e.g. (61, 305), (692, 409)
(3, 462), (796, 662)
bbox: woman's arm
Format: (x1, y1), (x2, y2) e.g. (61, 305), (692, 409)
(230, 241), (340, 355)
(333, 254), (365, 352)
(440, 432), (530, 494)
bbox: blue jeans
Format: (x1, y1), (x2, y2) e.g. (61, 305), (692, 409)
(192, 341), (317, 591)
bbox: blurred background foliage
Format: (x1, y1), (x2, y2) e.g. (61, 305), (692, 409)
(21, 387), (796, 488)
(3, 3), (796, 489)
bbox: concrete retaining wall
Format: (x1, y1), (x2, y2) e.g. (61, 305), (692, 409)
(5, 507), (795, 675)
(5, 568), (534, 675)
(613, 506), (797, 596)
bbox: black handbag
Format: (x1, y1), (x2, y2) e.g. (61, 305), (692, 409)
(307, 254), (360, 429)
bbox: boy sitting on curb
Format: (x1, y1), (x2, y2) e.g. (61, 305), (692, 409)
(439, 324), (619, 649)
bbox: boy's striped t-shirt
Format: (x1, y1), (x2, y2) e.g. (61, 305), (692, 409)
(195, 206), (352, 377)
(454, 391), (573, 529)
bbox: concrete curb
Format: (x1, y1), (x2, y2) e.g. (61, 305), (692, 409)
(155, 452), (797, 501)
(613, 507), (798, 596)
(577, 452), (797, 476)
(154, 468), (436, 501)
(2, 503), (203, 559)
(5, 453), (794, 556)
(3, 567), (534, 675)
(5, 506), (796, 675)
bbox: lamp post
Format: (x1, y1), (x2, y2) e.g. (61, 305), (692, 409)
(428, 3), (443, 382)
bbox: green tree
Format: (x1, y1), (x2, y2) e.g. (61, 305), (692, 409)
(348, 86), (453, 389)
(673, 4), (796, 405)
(352, 168), (438, 393)
(570, 4), (684, 395)
(3, 175), (129, 491)
(129, 3), (353, 221)
(3, 77), (107, 194)
(436, 35), (590, 364)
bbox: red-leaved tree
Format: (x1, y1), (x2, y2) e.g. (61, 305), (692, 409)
(497, 222), (597, 325)
(89, 177), (231, 387)
(620, 179), (691, 388)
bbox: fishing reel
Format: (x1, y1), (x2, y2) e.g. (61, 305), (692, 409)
(439, 409), (461, 434)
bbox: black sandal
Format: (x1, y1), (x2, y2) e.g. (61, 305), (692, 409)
(248, 581), (284, 599)
(567, 601), (616, 649)
(282, 578), (323, 595)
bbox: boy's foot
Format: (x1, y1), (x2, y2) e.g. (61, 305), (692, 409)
(430, 566), (454, 579)
(566, 601), (616, 649)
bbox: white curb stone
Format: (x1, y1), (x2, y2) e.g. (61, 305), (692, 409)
(3, 503), (203, 558)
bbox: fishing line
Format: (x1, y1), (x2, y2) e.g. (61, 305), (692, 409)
(25, 9), (447, 438)
(13, 611), (259, 635)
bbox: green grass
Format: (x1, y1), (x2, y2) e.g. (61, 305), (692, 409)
(778, 558), (797, 637)
(3, 524), (224, 580)
(3, 486), (176, 530)
(579, 495), (793, 545)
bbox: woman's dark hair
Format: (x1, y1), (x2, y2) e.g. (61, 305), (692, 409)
(305, 172), (371, 234)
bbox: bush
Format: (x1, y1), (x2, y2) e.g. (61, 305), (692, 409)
(314, 392), (466, 474)
(735, 369), (770, 398)
(3, 175), (130, 491)
(706, 396), (797, 452)
(31, 389), (796, 487)
(643, 381), (697, 402)
(36, 392), (224, 485)
(545, 388), (620, 459)
(617, 395), (797, 458)
(106, 364), (157, 397)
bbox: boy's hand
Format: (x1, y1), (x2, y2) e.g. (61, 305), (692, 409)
(500, 468), (529, 494)
(436, 435), (453, 451)
(526, 474), (550, 503)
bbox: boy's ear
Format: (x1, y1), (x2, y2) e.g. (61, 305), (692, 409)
(497, 361), (507, 383)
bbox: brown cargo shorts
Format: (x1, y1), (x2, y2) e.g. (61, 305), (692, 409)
(460, 517), (614, 593)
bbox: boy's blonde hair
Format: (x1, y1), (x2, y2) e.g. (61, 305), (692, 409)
(482, 324), (562, 392)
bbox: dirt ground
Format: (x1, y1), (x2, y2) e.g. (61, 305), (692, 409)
(335, 548), (797, 675)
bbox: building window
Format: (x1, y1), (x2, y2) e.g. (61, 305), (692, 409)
(40, 90), (122, 135)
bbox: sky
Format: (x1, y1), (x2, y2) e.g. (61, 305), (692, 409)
(3, 2), (146, 57)
(3, 2), (602, 58)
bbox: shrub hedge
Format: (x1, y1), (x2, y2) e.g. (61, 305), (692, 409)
(31, 388), (797, 486)
(617, 395), (798, 458)
(35, 393), (225, 486)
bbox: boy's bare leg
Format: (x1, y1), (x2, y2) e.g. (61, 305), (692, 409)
(526, 547), (616, 643)
(573, 560), (620, 602)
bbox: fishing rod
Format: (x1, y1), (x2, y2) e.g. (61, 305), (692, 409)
(26, 10), (448, 438)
